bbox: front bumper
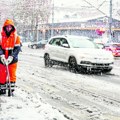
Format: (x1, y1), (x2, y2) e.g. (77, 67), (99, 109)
(79, 61), (114, 69)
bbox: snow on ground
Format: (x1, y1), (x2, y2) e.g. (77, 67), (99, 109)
(0, 87), (67, 120)
(1, 46), (120, 120)
(0, 46), (68, 120)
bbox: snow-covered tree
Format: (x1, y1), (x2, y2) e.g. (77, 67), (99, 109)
(0, 0), (52, 38)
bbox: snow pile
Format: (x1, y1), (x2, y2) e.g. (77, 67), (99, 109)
(0, 87), (67, 120)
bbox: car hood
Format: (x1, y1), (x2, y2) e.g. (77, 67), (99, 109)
(72, 48), (113, 58)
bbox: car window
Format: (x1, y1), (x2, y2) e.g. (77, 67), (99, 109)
(60, 38), (69, 47)
(49, 38), (55, 45)
(55, 40), (61, 46)
(60, 38), (68, 44)
(49, 38), (61, 46)
(69, 37), (98, 48)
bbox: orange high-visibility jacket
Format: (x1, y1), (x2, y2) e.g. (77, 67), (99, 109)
(0, 19), (21, 63)
(0, 19), (21, 83)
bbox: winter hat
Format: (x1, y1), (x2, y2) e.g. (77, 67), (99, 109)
(3, 19), (15, 27)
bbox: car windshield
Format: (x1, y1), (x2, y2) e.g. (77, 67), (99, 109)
(68, 37), (98, 48)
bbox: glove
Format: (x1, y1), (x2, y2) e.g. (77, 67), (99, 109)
(0, 55), (7, 64)
(6, 56), (13, 65)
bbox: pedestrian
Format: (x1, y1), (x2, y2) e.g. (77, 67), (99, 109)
(0, 19), (21, 96)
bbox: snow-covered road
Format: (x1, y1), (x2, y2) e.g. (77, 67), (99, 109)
(0, 46), (120, 120)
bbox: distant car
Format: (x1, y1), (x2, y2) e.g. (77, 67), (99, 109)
(28, 40), (47, 49)
(104, 43), (120, 57)
(44, 35), (114, 73)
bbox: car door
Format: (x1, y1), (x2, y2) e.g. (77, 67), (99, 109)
(48, 38), (62, 61)
(58, 38), (70, 62)
(48, 37), (70, 62)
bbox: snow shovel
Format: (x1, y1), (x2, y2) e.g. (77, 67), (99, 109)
(6, 63), (12, 97)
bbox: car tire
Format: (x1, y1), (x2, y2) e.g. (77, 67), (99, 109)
(44, 54), (52, 67)
(33, 45), (37, 49)
(68, 57), (78, 73)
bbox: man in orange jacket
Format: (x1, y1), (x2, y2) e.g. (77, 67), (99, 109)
(0, 19), (21, 96)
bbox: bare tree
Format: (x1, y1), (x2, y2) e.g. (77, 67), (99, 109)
(0, 0), (52, 41)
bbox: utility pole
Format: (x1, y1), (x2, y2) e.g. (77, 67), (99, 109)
(109, 0), (112, 42)
(35, 16), (38, 42)
(51, 0), (54, 37)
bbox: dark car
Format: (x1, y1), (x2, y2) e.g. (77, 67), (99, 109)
(104, 43), (120, 57)
(28, 40), (47, 49)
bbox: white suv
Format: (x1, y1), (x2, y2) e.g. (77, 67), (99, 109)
(44, 35), (114, 73)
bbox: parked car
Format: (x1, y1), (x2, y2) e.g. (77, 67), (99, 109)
(104, 43), (120, 57)
(44, 35), (114, 73)
(28, 40), (47, 49)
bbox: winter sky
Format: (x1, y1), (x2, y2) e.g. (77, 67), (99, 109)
(54, 0), (120, 8)
(53, 0), (120, 20)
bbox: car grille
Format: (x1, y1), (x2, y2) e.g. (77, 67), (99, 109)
(80, 61), (113, 67)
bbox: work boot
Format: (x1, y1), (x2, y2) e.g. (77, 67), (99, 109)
(8, 89), (14, 97)
(7, 82), (15, 97)
(0, 89), (6, 95)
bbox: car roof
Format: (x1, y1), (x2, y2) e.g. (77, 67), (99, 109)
(50, 35), (91, 40)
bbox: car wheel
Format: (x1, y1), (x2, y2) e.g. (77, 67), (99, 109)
(68, 57), (78, 73)
(31, 45), (33, 49)
(44, 54), (52, 67)
(33, 45), (37, 49)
